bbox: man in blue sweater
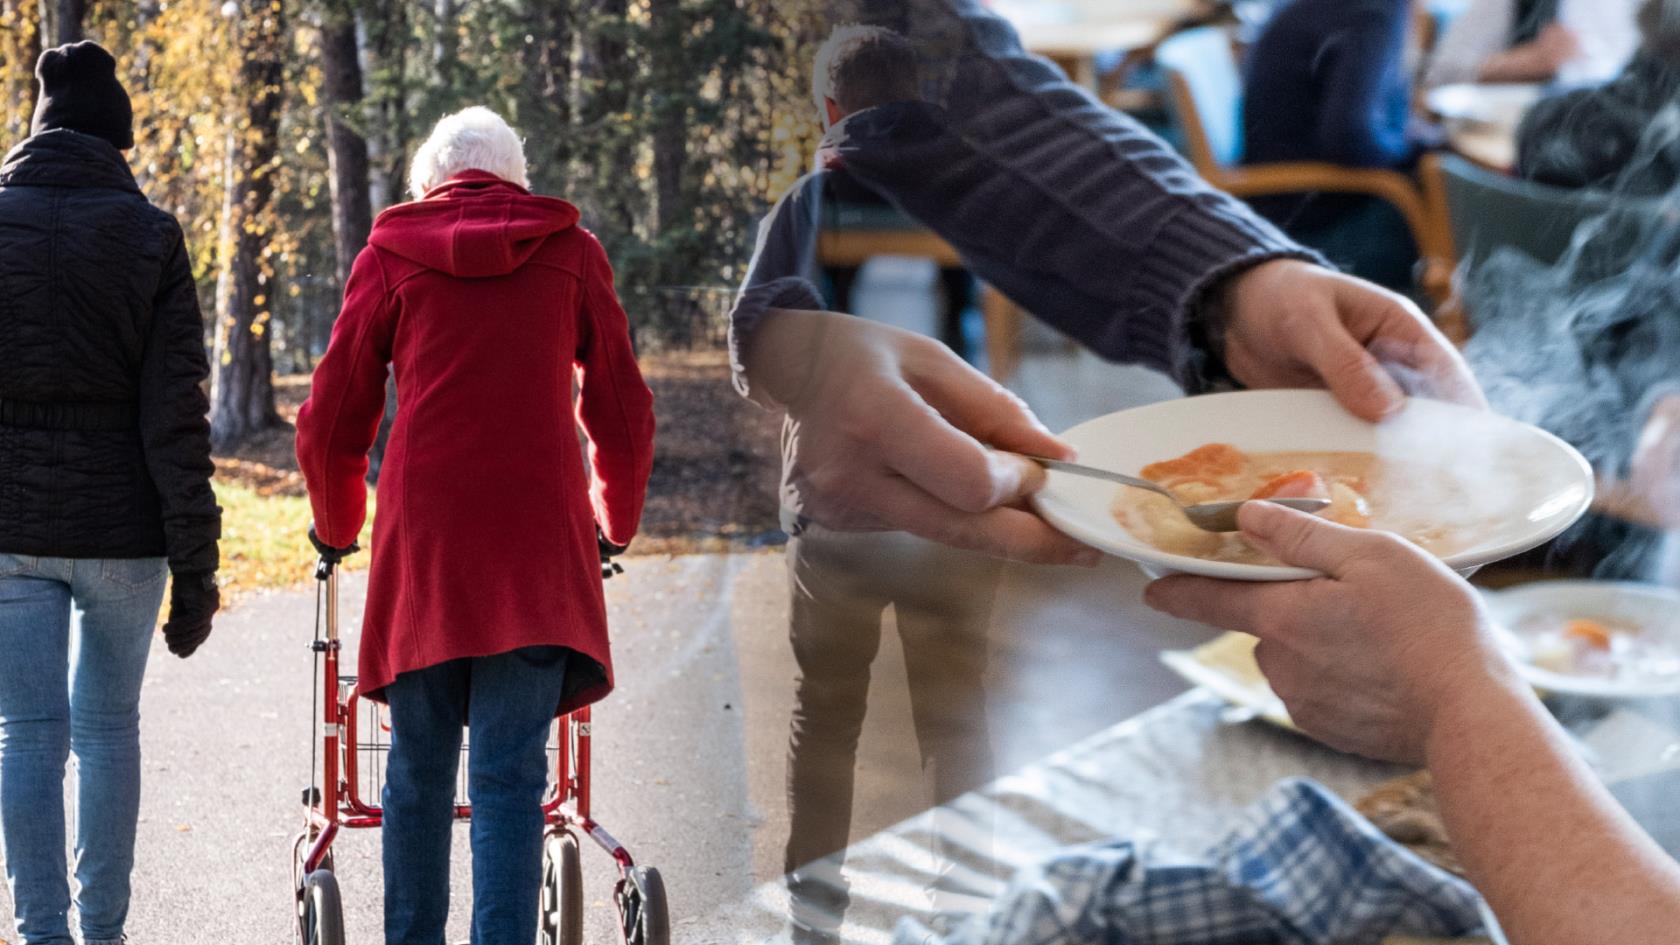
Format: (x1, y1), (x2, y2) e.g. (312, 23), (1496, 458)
(1242, 0), (1443, 289)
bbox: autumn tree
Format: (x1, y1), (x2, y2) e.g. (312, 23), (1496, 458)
(209, 0), (287, 448)
(4, 0), (827, 455)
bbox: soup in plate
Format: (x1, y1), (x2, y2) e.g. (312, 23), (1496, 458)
(1508, 614), (1680, 686)
(1110, 443), (1480, 565)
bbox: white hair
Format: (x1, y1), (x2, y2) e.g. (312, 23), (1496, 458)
(408, 106), (530, 199)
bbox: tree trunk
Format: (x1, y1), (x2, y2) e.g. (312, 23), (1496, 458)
(320, 5), (376, 477)
(520, 0), (574, 191)
(576, 0), (637, 235)
(38, 0), (82, 46)
(355, 0), (408, 480)
(431, 0), (455, 78)
(209, 0), (286, 449)
(648, 0), (685, 238)
(319, 9), (372, 291)
(52, 0), (82, 43)
(132, 0), (161, 82)
(362, 0), (409, 207)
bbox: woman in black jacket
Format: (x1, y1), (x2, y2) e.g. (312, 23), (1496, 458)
(0, 42), (221, 945)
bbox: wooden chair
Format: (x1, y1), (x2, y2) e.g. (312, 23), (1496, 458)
(815, 217), (1027, 382)
(1154, 26), (1454, 307)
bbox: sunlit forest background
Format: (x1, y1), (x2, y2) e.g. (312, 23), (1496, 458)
(0, 0), (822, 592)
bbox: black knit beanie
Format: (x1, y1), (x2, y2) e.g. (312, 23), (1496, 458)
(31, 42), (134, 151)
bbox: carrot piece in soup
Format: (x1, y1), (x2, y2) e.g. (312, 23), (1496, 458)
(1251, 470), (1330, 501)
(1565, 618), (1613, 651)
(1140, 444), (1248, 483)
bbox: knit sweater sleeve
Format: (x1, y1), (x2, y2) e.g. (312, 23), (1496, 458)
(834, 0), (1322, 388)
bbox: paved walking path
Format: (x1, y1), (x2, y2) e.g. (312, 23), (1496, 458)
(0, 544), (1215, 944)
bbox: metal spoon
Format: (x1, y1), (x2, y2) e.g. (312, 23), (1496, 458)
(1023, 455), (1331, 533)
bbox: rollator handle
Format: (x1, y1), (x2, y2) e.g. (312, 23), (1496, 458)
(309, 526), (360, 581)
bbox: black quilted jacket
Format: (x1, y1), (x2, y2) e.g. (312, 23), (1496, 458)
(0, 130), (220, 574)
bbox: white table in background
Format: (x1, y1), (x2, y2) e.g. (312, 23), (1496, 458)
(997, 0), (1209, 88)
(1426, 82), (1545, 173)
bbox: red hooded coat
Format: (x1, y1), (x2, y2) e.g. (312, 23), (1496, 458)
(296, 172), (656, 710)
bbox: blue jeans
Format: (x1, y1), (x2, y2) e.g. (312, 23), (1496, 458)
(382, 646), (569, 945)
(0, 553), (168, 945)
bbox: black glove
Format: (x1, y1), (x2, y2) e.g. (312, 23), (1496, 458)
(598, 526), (629, 559)
(309, 525), (360, 563)
(163, 571), (220, 658)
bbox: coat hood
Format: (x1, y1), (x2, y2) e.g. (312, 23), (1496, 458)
(0, 128), (140, 193)
(368, 171), (581, 278)
(823, 100), (949, 168)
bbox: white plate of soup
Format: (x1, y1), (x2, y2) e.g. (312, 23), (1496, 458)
(1485, 581), (1680, 699)
(1029, 391), (1594, 581)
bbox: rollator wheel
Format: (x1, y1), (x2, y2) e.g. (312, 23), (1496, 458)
(300, 869), (345, 945)
(539, 831), (584, 945)
(619, 866), (669, 945)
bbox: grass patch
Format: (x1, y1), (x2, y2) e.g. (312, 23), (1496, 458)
(215, 480), (373, 605)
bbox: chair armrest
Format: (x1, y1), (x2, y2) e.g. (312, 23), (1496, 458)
(1415, 153), (1461, 313)
(816, 229), (964, 267)
(1211, 163), (1430, 241)
(1210, 162), (1452, 305)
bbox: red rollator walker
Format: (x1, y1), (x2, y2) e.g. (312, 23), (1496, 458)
(290, 546), (669, 945)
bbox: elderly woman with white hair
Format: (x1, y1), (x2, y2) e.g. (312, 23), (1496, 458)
(295, 105), (655, 945)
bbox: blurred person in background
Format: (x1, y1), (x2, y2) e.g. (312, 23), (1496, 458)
(1517, 0), (1680, 194)
(0, 42), (222, 945)
(732, 0), (1484, 572)
(1460, 0), (1680, 579)
(736, 26), (1005, 943)
(1241, 0), (1443, 290)
(1425, 0), (1641, 88)
(1147, 500), (1680, 945)
(296, 106), (656, 945)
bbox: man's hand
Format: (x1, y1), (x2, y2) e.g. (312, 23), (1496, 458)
(748, 308), (1099, 566)
(1600, 391), (1680, 529)
(1217, 260), (1487, 422)
(1479, 22), (1581, 83)
(1627, 392), (1680, 528)
(1143, 501), (1518, 764)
